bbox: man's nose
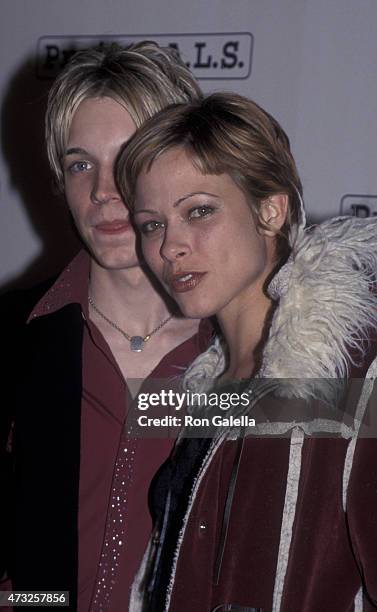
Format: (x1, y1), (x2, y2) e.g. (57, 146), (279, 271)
(91, 168), (121, 205)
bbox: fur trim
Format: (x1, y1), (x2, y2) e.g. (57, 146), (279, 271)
(259, 216), (377, 400)
(183, 336), (226, 393)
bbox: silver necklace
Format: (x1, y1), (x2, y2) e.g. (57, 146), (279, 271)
(88, 294), (173, 352)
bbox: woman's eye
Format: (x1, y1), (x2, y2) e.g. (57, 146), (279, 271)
(140, 220), (164, 235)
(67, 160), (93, 174)
(188, 206), (215, 220)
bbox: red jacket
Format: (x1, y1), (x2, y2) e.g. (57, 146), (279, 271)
(133, 377), (377, 611)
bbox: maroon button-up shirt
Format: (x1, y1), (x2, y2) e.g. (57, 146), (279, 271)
(29, 251), (212, 611)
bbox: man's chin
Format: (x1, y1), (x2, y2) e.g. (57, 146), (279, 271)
(90, 250), (142, 272)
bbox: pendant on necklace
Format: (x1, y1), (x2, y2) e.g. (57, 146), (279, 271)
(130, 335), (144, 352)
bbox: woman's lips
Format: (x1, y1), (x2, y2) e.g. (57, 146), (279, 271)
(168, 272), (207, 293)
(95, 220), (132, 234)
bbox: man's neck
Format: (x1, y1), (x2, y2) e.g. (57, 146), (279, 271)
(87, 258), (201, 389)
(89, 259), (175, 337)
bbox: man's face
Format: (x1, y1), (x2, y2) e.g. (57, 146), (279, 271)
(63, 96), (138, 270)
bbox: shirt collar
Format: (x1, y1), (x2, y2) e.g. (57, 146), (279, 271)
(28, 250), (90, 323)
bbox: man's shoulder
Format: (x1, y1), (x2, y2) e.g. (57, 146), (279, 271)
(0, 250), (87, 326)
(0, 277), (57, 326)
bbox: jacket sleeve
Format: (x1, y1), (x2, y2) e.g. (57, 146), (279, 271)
(0, 419), (13, 586)
(0, 291), (19, 587)
(346, 436), (377, 607)
(0, 282), (53, 589)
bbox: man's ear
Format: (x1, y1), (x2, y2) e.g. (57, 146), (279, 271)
(259, 194), (288, 236)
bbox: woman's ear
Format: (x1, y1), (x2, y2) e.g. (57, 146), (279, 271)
(259, 194), (288, 236)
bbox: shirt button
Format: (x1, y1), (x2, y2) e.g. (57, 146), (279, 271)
(199, 520), (207, 535)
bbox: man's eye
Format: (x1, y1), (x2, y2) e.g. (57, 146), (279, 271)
(188, 206), (215, 220)
(68, 160), (93, 174)
(140, 220), (164, 235)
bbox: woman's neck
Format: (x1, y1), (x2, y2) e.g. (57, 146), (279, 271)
(217, 289), (274, 381)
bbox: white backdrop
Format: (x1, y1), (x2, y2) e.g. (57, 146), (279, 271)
(1, 0), (376, 290)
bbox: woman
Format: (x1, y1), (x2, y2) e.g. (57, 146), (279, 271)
(118, 93), (377, 611)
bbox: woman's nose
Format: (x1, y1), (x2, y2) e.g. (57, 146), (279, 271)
(160, 227), (190, 262)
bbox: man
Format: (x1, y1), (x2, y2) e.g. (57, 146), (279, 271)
(1, 42), (211, 611)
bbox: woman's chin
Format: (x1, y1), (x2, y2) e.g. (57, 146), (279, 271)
(178, 301), (217, 320)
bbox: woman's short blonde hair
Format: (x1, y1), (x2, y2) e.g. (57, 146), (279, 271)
(45, 41), (202, 191)
(118, 92), (303, 262)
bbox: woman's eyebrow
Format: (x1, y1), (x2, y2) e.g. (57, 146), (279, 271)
(134, 191), (221, 216)
(174, 191), (220, 207)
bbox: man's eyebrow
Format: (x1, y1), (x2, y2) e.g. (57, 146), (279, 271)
(65, 147), (90, 156)
(134, 192), (220, 216)
(133, 208), (158, 215)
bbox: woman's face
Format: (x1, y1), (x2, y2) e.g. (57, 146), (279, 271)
(133, 147), (281, 320)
